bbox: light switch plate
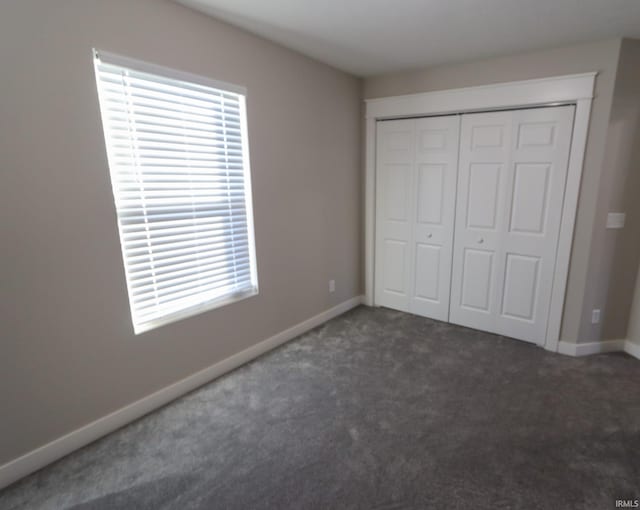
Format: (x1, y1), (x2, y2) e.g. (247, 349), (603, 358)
(606, 212), (625, 229)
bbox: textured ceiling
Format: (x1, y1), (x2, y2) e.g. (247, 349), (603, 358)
(176, 0), (640, 76)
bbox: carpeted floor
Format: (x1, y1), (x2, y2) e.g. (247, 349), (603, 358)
(1, 306), (639, 510)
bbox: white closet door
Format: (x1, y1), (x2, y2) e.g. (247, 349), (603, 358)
(449, 105), (575, 344)
(375, 119), (415, 312)
(410, 117), (459, 320)
(375, 116), (459, 320)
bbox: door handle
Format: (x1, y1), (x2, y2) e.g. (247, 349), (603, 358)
(427, 233), (433, 239)
(478, 238), (484, 244)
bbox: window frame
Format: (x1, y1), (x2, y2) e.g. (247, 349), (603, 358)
(93, 49), (259, 334)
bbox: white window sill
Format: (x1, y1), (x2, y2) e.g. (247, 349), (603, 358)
(133, 287), (259, 335)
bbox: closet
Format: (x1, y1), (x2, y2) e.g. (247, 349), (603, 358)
(374, 105), (575, 344)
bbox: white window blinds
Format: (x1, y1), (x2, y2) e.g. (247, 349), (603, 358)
(93, 50), (258, 334)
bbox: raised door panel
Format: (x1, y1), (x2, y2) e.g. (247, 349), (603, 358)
(516, 121), (556, 148)
(501, 253), (540, 321)
(508, 163), (551, 235)
(414, 244), (441, 301)
(460, 248), (494, 312)
(383, 164), (411, 222)
(471, 124), (504, 149)
(383, 240), (409, 294)
(416, 164), (445, 225)
(466, 163), (502, 230)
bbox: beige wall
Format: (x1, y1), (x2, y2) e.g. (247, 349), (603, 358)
(364, 39), (622, 345)
(0, 0), (361, 466)
(600, 39), (640, 341)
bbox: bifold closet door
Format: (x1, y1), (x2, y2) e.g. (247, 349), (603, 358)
(449, 105), (575, 344)
(374, 116), (459, 320)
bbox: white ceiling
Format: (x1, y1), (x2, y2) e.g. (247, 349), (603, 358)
(176, 0), (640, 76)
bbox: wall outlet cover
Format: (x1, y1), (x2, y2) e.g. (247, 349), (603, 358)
(606, 212), (625, 229)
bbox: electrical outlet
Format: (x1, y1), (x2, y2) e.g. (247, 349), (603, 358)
(606, 212), (625, 229)
(591, 309), (601, 324)
(329, 280), (335, 293)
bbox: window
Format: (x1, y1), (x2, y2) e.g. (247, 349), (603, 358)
(93, 50), (258, 334)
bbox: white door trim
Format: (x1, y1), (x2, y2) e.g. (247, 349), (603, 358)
(364, 72), (597, 352)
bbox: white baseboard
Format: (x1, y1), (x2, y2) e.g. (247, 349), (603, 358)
(624, 340), (640, 360)
(557, 338), (640, 360)
(557, 339), (626, 357)
(0, 295), (364, 490)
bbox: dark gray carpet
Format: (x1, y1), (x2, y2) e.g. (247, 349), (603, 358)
(1, 306), (639, 510)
